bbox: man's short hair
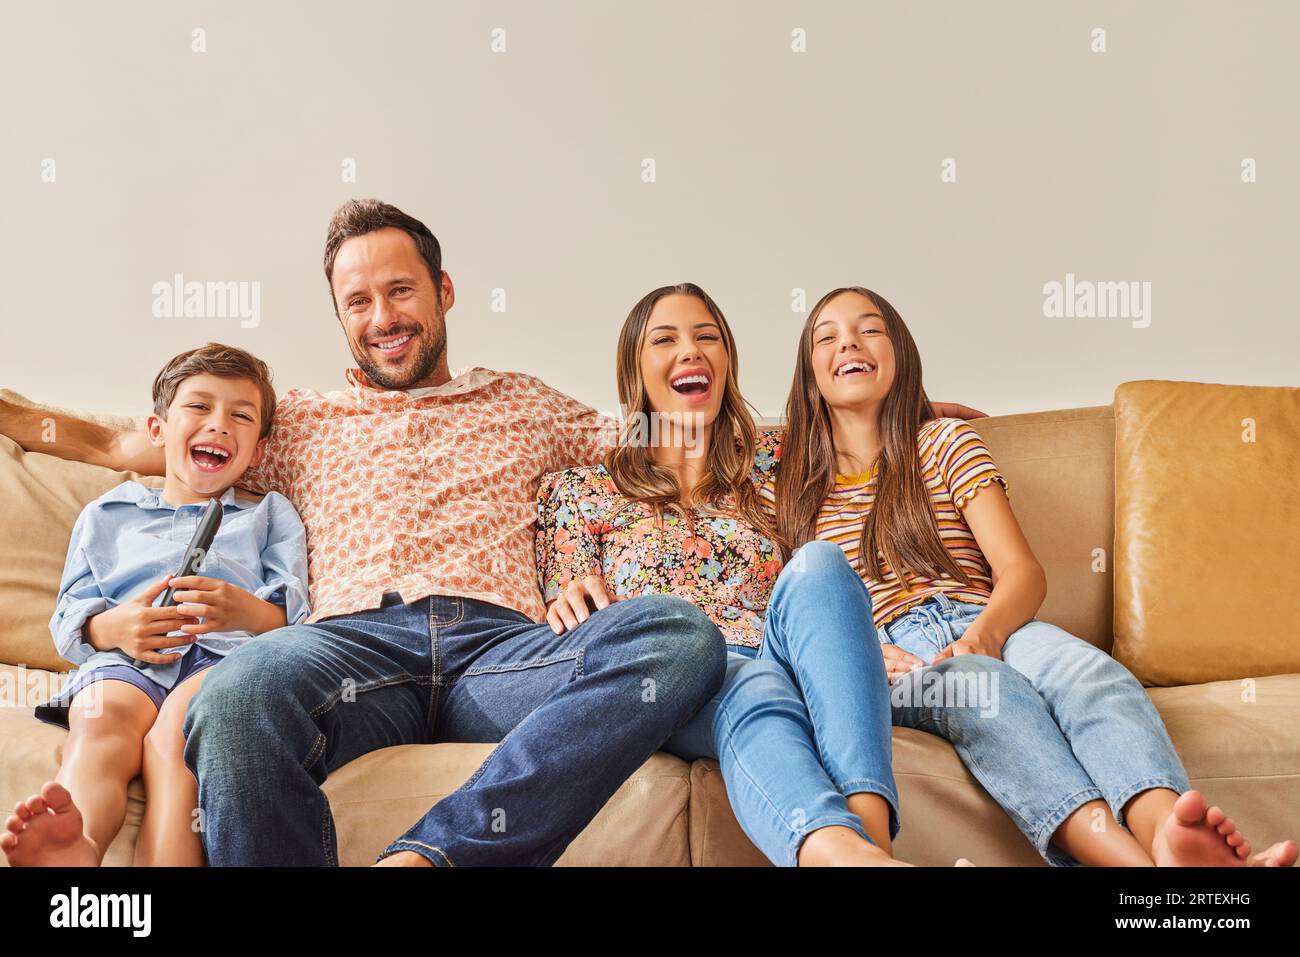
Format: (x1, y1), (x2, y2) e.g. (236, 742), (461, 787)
(151, 342), (277, 439)
(323, 199), (443, 314)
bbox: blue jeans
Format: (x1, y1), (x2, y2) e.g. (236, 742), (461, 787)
(182, 591), (726, 866)
(663, 541), (900, 866)
(884, 593), (1190, 866)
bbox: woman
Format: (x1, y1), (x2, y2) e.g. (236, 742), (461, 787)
(537, 283), (926, 866)
(770, 285), (1298, 867)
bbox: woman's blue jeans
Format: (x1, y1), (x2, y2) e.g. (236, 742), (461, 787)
(884, 593), (1190, 866)
(663, 540), (900, 866)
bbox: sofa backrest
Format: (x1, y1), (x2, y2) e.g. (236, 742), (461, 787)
(0, 434), (165, 671)
(976, 406), (1116, 652)
(0, 392), (1120, 671)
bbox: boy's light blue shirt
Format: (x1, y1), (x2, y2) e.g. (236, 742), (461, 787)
(49, 480), (310, 692)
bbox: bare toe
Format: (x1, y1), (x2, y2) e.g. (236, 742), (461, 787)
(1249, 840), (1299, 868)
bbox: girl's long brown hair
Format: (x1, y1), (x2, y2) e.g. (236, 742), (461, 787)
(604, 283), (772, 538)
(774, 287), (969, 587)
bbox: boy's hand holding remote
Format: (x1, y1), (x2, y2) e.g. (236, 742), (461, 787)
(84, 577), (200, 664)
(85, 572), (289, 664)
(168, 573), (288, 637)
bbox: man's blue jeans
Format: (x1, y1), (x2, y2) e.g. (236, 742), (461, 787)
(662, 541), (900, 866)
(885, 593), (1190, 866)
(182, 591), (726, 866)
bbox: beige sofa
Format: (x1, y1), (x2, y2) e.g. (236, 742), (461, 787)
(1, 379), (1297, 866)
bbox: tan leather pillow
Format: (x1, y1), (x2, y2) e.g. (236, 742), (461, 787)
(1113, 380), (1300, 686)
(0, 433), (163, 672)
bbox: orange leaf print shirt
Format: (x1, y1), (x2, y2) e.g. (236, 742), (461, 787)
(236, 366), (617, 624)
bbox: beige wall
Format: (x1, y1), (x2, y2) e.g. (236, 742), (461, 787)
(2, 0), (1295, 420)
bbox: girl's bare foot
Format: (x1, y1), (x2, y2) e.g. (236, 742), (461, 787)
(1151, 790), (1249, 867)
(1248, 840), (1298, 868)
(1, 782), (99, 867)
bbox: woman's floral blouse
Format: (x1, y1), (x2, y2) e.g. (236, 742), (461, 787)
(536, 429), (786, 649)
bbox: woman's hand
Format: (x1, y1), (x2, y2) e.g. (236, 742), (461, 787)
(931, 628), (1005, 663)
(546, 575), (615, 635)
(85, 577), (199, 664)
(169, 575), (286, 636)
(882, 644), (928, 683)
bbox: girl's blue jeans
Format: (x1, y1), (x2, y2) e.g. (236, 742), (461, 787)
(884, 592), (1190, 866)
(663, 540), (901, 866)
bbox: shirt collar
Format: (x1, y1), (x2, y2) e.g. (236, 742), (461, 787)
(344, 365), (497, 396)
(106, 481), (245, 512)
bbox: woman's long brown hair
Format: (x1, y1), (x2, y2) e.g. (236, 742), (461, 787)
(604, 283), (772, 538)
(773, 286), (969, 587)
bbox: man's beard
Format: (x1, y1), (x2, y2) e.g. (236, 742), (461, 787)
(354, 324), (447, 390)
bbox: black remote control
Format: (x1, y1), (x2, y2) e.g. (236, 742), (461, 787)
(159, 498), (224, 607)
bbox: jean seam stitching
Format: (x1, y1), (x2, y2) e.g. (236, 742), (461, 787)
(302, 731), (326, 771)
(307, 674), (426, 719)
(462, 651), (583, 677)
(428, 598), (465, 628)
(383, 839), (454, 866)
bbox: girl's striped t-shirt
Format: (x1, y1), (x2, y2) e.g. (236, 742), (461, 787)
(759, 418), (1009, 630)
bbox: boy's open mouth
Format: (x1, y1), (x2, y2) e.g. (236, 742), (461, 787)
(190, 443), (232, 472)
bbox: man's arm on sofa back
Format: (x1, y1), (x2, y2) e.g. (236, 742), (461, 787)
(0, 397), (165, 475)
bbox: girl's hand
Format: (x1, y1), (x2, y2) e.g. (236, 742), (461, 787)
(546, 575), (615, 635)
(85, 577), (199, 664)
(882, 644), (927, 683)
(931, 629), (1005, 663)
(169, 576), (286, 636)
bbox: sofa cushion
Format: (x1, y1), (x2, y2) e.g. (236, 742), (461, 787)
(1114, 380), (1300, 685)
(0, 435), (164, 671)
(322, 744), (693, 866)
(978, 406), (1115, 652)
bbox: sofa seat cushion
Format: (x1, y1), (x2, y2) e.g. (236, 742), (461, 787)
(323, 744), (693, 866)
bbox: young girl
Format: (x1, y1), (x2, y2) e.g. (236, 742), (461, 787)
(770, 285), (1298, 867)
(537, 283), (917, 866)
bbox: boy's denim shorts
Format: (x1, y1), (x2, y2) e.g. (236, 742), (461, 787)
(34, 645), (224, 729)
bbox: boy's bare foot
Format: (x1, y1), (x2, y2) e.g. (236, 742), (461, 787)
(1248, 840), (1298, 868)
(1151, 790), (1249, 867)
(1, 782), (99, 867)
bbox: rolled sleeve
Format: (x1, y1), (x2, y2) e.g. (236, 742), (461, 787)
(49, 594), (113, 667)
(256, 493), (311, 626)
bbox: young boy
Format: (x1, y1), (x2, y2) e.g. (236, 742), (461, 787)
(1, 343), (308, 867)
